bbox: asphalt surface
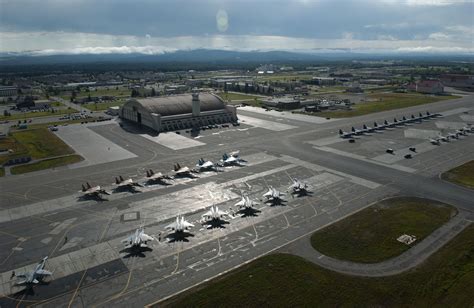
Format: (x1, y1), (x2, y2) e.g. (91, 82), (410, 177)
(0, 94), (473, 307)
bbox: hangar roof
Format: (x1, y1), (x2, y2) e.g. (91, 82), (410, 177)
(128, 93), (225, 117)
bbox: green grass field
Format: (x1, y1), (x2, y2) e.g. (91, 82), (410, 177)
(441, 160), (474, 189)
(10, 155), (83, 174)
(10, 128), (74, 159)
(310, 197), (456, 263)
(81, 100), (125, 111)
(163, 225), (474, 307)
(216, 92), (262, 101)
(0, 108), (75, 121)
(0, 167), (4, 177)
(317, 93), (459, 118)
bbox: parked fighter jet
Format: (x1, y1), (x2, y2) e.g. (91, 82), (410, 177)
(351, 126), (363, 135)
(196, 158), (219, 172)
(235, 195), (258, 210)
(438, 134), (449, 142)
(221, 153), (245, 166)
(339, 129), (353, 138)
(114, 176), (143, 191)
(382, 120), (391, 128)
(448, 132), (459, 140)
(263, 186), (286, 201)
(80, 182), (110, 198)
(165, 215), (195, 233)
(373, 121), (385, 130)
(15, 257), (52, 285)
(362, 124), (374, 133)
(429, 138), (441, 145)
(202, 205), (229, 222)
(145, 169), (169, 184)
(288, 178), (309, 195)
(122, 227), (154, 248)
(228, 150), (241, 158)
(173, 163), (195, 177)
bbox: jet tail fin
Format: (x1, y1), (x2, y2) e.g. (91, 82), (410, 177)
(115, 177), (120, 184)
(87, 182), (92, 189)
(119, 175), (124, 182)
(82, 184), (86, 192)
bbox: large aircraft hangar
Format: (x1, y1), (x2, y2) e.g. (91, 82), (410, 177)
(120, 92), (238, 132)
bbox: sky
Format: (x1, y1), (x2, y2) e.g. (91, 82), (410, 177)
(0, 0), (473, 55)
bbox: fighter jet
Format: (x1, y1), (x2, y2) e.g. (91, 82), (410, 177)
(114, 176), (143, 190)
(228, 150), (241, 158)
(373, 121), (385, 130)
(393, 117), (401, 126)
(221, 153), (245, 166)
(165, 215), (195, 233)
(339, 129), (353, 139)
(263, 186), (286, 201)
(448, 132), (459, 140)
(384, 120), (395, 128)
(362, 124), (374, 133)
(437, 134), (449, 142)
(196, 158), (219, 172)
(173, 163), (195, 177)
(15, 257), (52, 285)
(234, 195), (258, 210)
(429, 138), (441, 145)
(351, 126), (363, 135)
(80, 182), (110, 198)
(288, 178), (309, 194)
(145, 169), (169, 184)
(202, 205), (229, 221)
(122, 227), (154, 248)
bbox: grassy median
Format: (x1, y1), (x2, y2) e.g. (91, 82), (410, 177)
(441, 160), (474, 189)
(10, 155), (83, 174)
(317, 93), (459, 118)
(310, 197), (456, 263)
(163, 225), (474, 307)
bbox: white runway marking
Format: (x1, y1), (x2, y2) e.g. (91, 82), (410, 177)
(140, 132), (205, 150)
(237, 115), (297, 131)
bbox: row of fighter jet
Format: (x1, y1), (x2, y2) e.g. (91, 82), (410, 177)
(16, 178), (310, 287)
(122, 178), (309, 250)
(428, 124), (474, 145)
(339, 111), (441, 139)
(79, 151), (246, 199)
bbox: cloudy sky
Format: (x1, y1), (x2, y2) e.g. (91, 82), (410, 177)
(0, 0), (473, 55)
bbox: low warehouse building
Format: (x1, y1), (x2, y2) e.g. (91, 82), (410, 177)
(120, 93), (237, 132)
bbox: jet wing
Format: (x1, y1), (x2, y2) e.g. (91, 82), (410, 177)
(235, 197), (246, 207)
(182, 221), (195, 228)
(165, 222), (177, 230)
(139, 233), (154, 242)
(121, 236), (133, 243)
(263, 189), (273, 197)
(36, 269), (52, 276)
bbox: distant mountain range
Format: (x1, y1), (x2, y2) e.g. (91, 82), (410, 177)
(0, 49), (472, 68)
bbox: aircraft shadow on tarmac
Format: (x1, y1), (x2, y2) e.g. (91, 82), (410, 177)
(11, 280), (51, 298)
(166, 231), (195, 243)
(120, 246), (153, 258)
(112, 186), (142, 194)
(203, 219), (230, 229)
(77, 194), (108, 202)
(290, 190), (314, 198)
(145, 180), (173, 187)
(264, 198), (287, 206)
(237, 207), (261, 218)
